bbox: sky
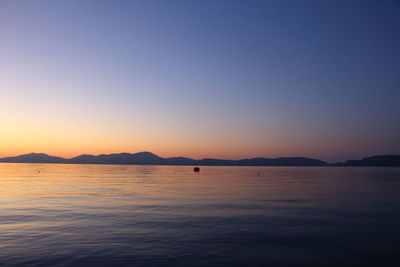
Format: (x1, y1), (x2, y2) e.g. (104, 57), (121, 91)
(1, 0), (399, 162)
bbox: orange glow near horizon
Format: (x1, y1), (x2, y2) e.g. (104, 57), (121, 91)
(0, 111), (390, 162)
(0, 117), (317, 160)
(1, 110), (395, 162)
(1, 105), (302, 160)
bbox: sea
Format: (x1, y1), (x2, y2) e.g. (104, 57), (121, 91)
(0, 163), (399, 266)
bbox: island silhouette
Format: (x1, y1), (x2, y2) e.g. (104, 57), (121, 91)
(0, 152), (399, 166)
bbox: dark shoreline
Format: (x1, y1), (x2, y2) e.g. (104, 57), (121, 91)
(0, 152), (399, 167)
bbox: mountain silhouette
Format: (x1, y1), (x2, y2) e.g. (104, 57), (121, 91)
(0, 153), (67, 163)
(1, 152), (399, 166)
(344, 155), (400, 166)
(0, 152), (328, 166)
(69, 152), (163, 164)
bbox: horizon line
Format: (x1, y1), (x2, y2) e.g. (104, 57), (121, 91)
(0, 151), (399, 165)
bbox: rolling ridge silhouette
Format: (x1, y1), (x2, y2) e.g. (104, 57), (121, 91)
(0, 152), (399, 166)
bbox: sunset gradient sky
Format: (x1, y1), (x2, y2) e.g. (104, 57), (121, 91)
(1, 0), (399, 162)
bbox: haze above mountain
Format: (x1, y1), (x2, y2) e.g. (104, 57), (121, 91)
(0, 152), (399, 166)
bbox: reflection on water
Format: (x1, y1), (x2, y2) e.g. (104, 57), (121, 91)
(0, 164), (399, 266)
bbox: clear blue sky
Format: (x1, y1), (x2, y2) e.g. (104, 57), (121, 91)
(1, 0), (399, 162)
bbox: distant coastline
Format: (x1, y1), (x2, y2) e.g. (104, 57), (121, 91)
(0, 152), (399, 167)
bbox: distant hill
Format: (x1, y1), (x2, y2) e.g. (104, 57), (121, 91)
(344, 155), (400, 166)
(0, 151), (328, 166)
(1, 152), (398, 166)
(69, 152), (163, 165)
(0, 153), (67, 163)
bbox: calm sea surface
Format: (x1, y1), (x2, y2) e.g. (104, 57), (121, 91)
(0, 164), (399, 266)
